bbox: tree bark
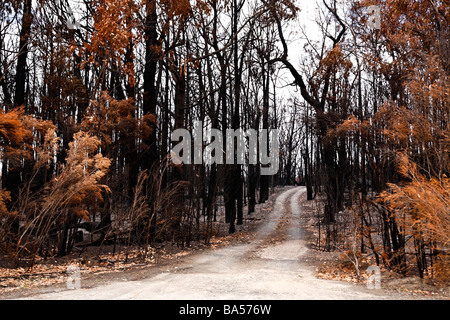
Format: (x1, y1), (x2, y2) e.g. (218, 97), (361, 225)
(14, 0), (33, 109)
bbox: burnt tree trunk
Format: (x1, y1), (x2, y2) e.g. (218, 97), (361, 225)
(14, 0), (32, 109)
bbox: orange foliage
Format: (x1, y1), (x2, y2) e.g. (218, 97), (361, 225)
(60, 131), (112, 219)
(161, 0), (192, 19)
(82, 91), (156, 148)
(380, 153), (450, 246)
(81, 0), (141, 85)
(0, 190), (11, 217)
(0, 108), (30, 145)
(316, 45), (353, 79)
(334, 0), (449, 280)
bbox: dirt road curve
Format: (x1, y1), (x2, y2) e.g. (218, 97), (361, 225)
(25, 187), (405, 300)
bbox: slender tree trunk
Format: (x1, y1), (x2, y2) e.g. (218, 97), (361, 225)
(143, 0), (159, 172)
(14, 0), (32, 109)
(259, 62), (270, 204)
(141, 0), (159, 244)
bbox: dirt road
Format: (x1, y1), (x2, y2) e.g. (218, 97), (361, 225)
(24, 187), (406, 300)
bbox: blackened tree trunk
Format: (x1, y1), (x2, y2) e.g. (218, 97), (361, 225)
(14, 0), (32, 109)
(140, 0), (159, 244)
(142, 0), (159, 172)
(124, 39), (140, 200)
(259, 61), (270, 204)
(233, 0), (244, 226)
(3, 0), (33, 209)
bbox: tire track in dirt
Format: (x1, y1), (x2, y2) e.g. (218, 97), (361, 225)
(246, 187), (301, 258)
